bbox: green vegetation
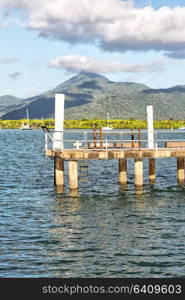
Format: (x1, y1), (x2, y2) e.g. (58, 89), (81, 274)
(1, 119), (185, 129)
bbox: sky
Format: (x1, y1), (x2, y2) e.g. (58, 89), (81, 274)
(1, 0), (185, 98)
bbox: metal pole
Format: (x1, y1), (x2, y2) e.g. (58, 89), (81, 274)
(131, 129), (134, 148)
(100, 127), (103, 148)
(84, 131), (88, 149)
(45, 131), (48, 151)
(93, 126), (97, 148)
(138, 128), (141, 148)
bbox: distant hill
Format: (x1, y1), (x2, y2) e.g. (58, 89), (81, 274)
(0, 95), (22, 118)
(1, 72), (185, 120)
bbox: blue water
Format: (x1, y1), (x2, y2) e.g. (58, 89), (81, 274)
(0, 129), (185, 277)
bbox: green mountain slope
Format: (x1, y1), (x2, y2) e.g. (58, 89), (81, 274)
(1, 72), (185, 120)
(0, 95), (22, 118)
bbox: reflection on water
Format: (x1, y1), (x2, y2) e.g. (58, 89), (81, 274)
(1, 130), (185, 277)
(55, 186), (65, 194)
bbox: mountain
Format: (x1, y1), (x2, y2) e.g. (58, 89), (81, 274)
(1, 71), (185, 120)
(0, 95), (22, 118)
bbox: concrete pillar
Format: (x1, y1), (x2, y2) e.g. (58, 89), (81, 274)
(69, 160), (78, 190)
(53, 93), (65, 150)
(135, 157), (143, 187)
(54, 157), (64, 186)
(119, 158), (127, 185)
(177, 157), (184, 182)
(149, 158), (155, 183)
(147, 105), (154, 149)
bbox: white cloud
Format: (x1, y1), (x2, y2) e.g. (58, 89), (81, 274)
(48, 55), (163, 73)
(1, 0), (185, 53)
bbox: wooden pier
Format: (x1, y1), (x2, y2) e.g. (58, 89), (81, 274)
(43, 94), (185, 191)
(46, 148), (185, 190)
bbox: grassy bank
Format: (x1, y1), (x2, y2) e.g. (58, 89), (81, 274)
(0, 119), (185, 129)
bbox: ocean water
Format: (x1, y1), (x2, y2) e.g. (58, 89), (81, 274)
(0, 129), (185, 278)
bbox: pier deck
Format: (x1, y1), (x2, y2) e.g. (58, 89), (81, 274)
(46, 148), (185, 160)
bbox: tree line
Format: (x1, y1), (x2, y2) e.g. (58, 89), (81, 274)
(0, 119), (185, 129)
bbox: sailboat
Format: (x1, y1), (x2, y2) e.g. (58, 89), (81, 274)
(102, 112), (113, 131)
(20, 108), (32, 130)
(178, 127), (185, 130)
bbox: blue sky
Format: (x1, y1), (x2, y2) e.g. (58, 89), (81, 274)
(0, 0), (185, 98)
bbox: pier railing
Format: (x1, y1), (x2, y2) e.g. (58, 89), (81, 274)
(42, 127), (185, 151)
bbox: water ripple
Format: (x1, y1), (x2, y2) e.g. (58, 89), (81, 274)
(1, 130), (185, 277)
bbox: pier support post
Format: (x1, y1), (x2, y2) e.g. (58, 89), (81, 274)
(149, 158), (155, 183)
(69, 160), (78, 190)
(119, 158), (127, 185)
(135, 157), (143, 187)
(177, 157), (184, 182)
(54, 157), (64, 187)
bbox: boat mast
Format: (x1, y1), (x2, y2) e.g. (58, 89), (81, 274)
(26, 108), (30, 125)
